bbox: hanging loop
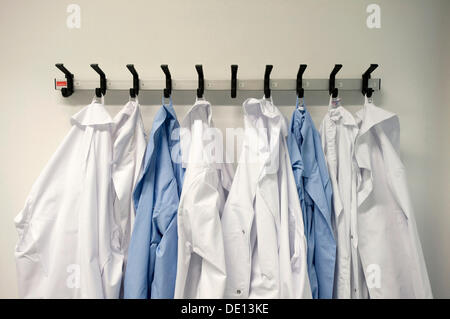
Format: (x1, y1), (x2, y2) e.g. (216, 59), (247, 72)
(55, 64), (74, 98)
(329, 64), (343, 98)
(264, 65), (273, 98)
(90, 64), (106, 97)
(362, 64), (379, 98)
(126, 64), (139, 98)
(296, 64), (307, 98)
(161, 64), (172, 98)
(231, 65), (238, 98)
(195, 64), (204, 99)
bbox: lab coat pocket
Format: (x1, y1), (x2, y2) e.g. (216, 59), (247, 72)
(17, 217), (52, 277)
(154, 178), (179, 234)
(15, 204), (49, 298)
(100, 250), (125, 298)
(110, 226), (122, 252)
(98, 225), (125, 298)
(14, 201), (33, 254)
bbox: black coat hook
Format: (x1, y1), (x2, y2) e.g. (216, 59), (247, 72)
(55, 63), (74, 98)
(297, 64), (307, 98)
(264, 65), (273, 98)
(362, 64), (379, 98)
(329, 64), (343, 98)
(90, 64), (106, 98)
(161, 64), (172, 98)
(126, 64), (139, 98)
(231, 65), (238, 98)
(195, 64), (204, 98)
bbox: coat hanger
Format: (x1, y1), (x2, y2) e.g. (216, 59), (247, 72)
(161, 64), (172, 98)
(297, 64), (307, 99)
(362, 64), (379, 98)
(195, 64), (204, 99)
(329, 64), (343, 98)
(231, 64), (238, 98)
(55, 64), (74, 97)
(90, 64), (106, 97)
(126, 64), (139, 98)
(264, 65), (273, 98)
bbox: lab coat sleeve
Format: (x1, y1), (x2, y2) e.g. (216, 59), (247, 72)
(14, 199), (47, 298)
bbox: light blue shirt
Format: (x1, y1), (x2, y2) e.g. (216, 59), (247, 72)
(287, 100), (336, 299)
(124, 99), (184, 299)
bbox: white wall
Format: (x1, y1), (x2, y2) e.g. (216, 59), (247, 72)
(0, 0), (449, 298)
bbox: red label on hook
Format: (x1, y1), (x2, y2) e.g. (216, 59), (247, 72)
(56, 81), (67, 87)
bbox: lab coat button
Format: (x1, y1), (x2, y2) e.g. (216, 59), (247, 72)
(236, 289), (242, 295)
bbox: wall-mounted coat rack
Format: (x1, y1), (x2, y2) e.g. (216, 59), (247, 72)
(54, 64), (381, 96)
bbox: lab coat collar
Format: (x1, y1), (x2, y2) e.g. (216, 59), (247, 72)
(139, 102), (180, 190)
(179, 99), (234, 191)
(71, 99), (114, 127)
(329, 106), (358, 127)
(355, 98), (398, 138)
(111, 100), (146, 204)
(243, 97), (286, 177)
(112, 100), (141, 129)
(162, 99), (178, 120)
(180, 99), (213, 168)
(121, 99), (140, 115)
(354, 100), (401, 210)
(328, 96), (358, 127)
(243, 97), (288, 137)
(182, 98), (213, 127)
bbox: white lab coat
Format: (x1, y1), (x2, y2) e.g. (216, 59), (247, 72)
(174, 99), (234, 298)
(354, 98), (432, 298)
(320, 97), (369, 299)
(222, 97), (311, 299)
(14, 98), (146, 298)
